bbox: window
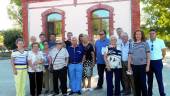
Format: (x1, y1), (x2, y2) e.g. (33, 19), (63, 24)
(47, 13), (62, 40)
(87, 4), (114, 41)
(42, 8), (65, 40)
(92, 10), (110, 40)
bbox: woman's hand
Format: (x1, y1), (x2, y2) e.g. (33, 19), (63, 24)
(106, 64), (111, 71)
(13, 69), (17, 75)
(146, 65), (150, 72)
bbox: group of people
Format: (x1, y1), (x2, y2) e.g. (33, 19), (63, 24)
(11, 28), (167, 96)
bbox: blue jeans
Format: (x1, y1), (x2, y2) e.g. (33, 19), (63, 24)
(106, 68), (121, 96)
(147, 59), (165, 96)
(68, 63), (83, 92)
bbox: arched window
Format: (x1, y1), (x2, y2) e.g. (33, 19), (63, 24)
(42, 8), (65, 40)
(92, 10), (110, 40)
(87, 4), (114, 41)
(47, 13), (62, 40)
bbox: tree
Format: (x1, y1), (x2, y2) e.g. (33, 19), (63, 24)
(7, 0), (22, 27)
(140, 0), (170, 41)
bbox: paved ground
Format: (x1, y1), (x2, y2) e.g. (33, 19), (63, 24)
(0, 51), (170, 96)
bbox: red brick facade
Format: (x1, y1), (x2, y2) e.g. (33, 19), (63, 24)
(131, 0), (140, 33)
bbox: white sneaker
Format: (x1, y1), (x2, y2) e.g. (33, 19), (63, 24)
(82, 88), (87, 92)
(88, 88), (94, 91)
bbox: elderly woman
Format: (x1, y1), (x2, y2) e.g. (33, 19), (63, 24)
(28, 36), (37, 50)
(42, 40), (52, 94)
(49, 40), (69, 96)
(128, 30), (150, 96)
(82, 35), (95, 91)
(28, 42), (44, 96)
(104, 35), (122, 96)
(11, 38), (28, 96)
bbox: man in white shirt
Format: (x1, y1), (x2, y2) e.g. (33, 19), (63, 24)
(147, 29), (166, 96)
(121, 32), (134, 95)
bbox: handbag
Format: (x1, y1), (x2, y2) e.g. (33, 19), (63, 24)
(49, 48), (62, 73)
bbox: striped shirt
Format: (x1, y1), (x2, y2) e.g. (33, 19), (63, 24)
(49, 47), (69, 70)
(105, 46), (122, 69)
(11, 49), (28, 69)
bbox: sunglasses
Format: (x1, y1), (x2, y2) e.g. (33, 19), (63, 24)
(151, 44), (153, 51)
(56, 43), (62, 45)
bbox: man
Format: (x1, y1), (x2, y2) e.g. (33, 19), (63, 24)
(39, 33), (46, 50)
(65, 32), (73, 48)
(116, 28), (125, 92)
(48, 33), (56, 48)
(121, 32), (135, 95)
(147, 29), (166, 96)
(95, 30), (109, 89)
(67, 37), (84, 95)
(116, 28), (123, 50)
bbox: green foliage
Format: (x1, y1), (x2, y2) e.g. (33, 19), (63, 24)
(2, 29), (22, 50)
(0, 33), (4, 45)
(7, 0), (22, 27)
(141, 0), (170, 42)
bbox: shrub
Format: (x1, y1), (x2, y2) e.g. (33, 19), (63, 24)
(2, 29), (22, 50)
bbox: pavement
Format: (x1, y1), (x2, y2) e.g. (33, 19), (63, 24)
(0, 51), (170, 96)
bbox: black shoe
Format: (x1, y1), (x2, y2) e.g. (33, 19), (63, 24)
(94, 86), (103, 90)
(69, 91), (74, 95)
(122, 91), (131, 95)
(77, 91), (81, 95)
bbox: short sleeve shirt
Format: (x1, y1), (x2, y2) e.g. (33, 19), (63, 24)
(27, 51), (44, 72)
(129, 42), (150, 65)
(84, 43), (94, 61)
(11, 49), (28, 67)
(147, 38), (166, 60)
(105, 46), (122, 69)
(50, 48), (69, 70)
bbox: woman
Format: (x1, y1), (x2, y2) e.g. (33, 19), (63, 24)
(28, 42), (44, 96)
(78, 33), (84, 46)
(42, 40), (52, 94)
(128, 30), (150, 96)
(11, 38), (28, 96)
(82, 35), (95, 91)
(104, 35), (122, 96)
(28, 36), (37, 50)
(49, 40), (69, 96)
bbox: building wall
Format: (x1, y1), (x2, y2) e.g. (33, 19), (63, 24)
(28, 0), (131, 42)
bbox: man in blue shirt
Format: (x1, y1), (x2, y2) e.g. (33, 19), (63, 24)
(67, 36), (84, 95)
(48, 33), (56, 49)
(95, 30), (109, 89)
(147, 29), (166, 96)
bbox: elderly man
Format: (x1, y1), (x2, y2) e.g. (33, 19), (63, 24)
(147, 29), (166, 96)
(121, 32), (135, 95)
(67, 36), (84, 95)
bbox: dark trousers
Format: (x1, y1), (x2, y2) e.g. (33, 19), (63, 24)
(28, 72), (43, 96)
(147, 59), (165, 96)
(97, 64), (106, 87)
(121, 61), (135, 94)
(53, 67), (67, 94)
(132, 65), (148, 96)
(106, 68), (121, 96)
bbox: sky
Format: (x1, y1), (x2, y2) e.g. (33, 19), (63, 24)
(0, 0), (13, 30)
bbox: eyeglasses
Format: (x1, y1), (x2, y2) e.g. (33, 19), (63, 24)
(99, 34), (104, 35)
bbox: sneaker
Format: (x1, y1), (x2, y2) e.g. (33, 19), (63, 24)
(88, 88), (93, 91)
(82, 88), (87, 92)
